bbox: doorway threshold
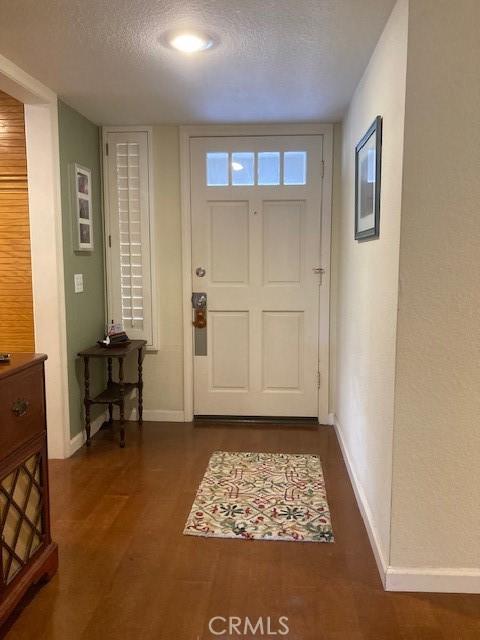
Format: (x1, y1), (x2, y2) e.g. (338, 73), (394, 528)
(193, 415), (319, 429)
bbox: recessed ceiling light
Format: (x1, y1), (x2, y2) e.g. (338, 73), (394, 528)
(163, 30), (214, 53)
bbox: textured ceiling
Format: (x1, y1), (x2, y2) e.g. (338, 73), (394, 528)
(0, 0), (396, 125)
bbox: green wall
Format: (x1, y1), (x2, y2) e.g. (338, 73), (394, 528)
(58, 100), (105, 438)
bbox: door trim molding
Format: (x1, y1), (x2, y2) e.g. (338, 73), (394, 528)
(179, 124), (333, 422)
(0, 54), (71, 458)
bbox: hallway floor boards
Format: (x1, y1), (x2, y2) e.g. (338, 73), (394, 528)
(2, 421), (479, 639)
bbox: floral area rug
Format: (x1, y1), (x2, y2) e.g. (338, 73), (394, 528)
(184, 451), (334, 543)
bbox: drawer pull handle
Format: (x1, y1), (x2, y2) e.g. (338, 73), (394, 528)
(12, 398), (30, 417)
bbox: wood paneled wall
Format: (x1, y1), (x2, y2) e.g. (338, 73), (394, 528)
(0, 90), (34, 352)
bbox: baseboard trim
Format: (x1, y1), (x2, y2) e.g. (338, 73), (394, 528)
(385, 567), (480, 593)
(69, 408), (185, 455)
(127, 408), (185, 422)
(69, 411), (107, 456)
(333, 415), (480, 594)
(333, 415), (388, 586)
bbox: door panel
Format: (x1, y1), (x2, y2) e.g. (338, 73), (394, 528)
(263, 200), (304, 285)
(210, 312), (250, 390)
(262, 311), (304, 392)
(209, 202), (249, 284)
(191, 135), (323, 417)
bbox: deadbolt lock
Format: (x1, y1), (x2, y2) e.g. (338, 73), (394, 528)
(192, 292), (207, 309)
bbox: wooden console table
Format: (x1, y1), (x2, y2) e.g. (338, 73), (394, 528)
(78, 340), (146, 448)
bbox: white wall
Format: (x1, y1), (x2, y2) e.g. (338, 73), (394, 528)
(390, 0), (480, 571)
(140, 126), (184, 419)
(333, 0), (408, 568)
(25, 102), (70, 458)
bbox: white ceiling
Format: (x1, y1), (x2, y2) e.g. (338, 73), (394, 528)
(0, 0), (396, 125)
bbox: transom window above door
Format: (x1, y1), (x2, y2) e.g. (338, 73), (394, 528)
(206, 151), (307, 187)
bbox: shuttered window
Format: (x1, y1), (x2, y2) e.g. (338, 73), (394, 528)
(104, 130), (155, 345)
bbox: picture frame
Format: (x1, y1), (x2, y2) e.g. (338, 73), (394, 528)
(72, 163), (94, 251)
(355, 115), (382, 240)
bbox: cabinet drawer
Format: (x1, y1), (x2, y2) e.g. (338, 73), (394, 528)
(0, 364), (45, 458)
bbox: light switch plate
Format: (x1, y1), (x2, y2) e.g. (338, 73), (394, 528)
(74, 273), (84, 293)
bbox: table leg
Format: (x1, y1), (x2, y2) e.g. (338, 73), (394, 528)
(83, 356), (91, 446)
(107, 357), (113, 426)
(137, 346), (144, 427)
(118, 356), (125, 448)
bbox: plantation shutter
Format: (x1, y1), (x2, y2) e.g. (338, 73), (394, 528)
(105, 131), (154, 345)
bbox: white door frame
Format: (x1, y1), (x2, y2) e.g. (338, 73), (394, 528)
(179, 124), (333, 423)
(0, 54), (71, 458)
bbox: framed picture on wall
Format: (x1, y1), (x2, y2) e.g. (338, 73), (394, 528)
(355, 116), (382, 240)
(73, 163), (94, 251)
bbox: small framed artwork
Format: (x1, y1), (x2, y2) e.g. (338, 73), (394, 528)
(73, 164), (94, 251)
(355, 116), (382, 240)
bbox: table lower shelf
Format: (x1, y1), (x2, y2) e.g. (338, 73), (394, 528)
(90, 382), (138, 405)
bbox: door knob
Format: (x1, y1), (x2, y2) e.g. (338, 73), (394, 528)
(313, 267), (325, 274)
(196, 267), (206, 277)
(193, 309), (207, 329)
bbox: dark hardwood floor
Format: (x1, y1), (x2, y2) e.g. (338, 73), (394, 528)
(2, 421), (479, 639)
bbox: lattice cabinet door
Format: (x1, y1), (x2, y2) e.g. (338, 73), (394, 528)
(0, 450), (46, 587)
(0, 355), (57, 624)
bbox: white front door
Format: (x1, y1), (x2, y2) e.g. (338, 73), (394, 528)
(190, 135), (325, 417)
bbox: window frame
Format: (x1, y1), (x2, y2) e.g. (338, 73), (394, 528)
(102, 126), (158, 349)
(205, 150), (308, 187)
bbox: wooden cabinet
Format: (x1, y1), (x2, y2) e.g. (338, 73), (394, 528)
(0, 354), (58, 626)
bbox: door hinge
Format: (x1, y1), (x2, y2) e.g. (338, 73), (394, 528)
(320, 160), (324, 178)
(108, 234), (112, 248)
(317, 371), (321, 388)
(105, 142), (109, 156)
